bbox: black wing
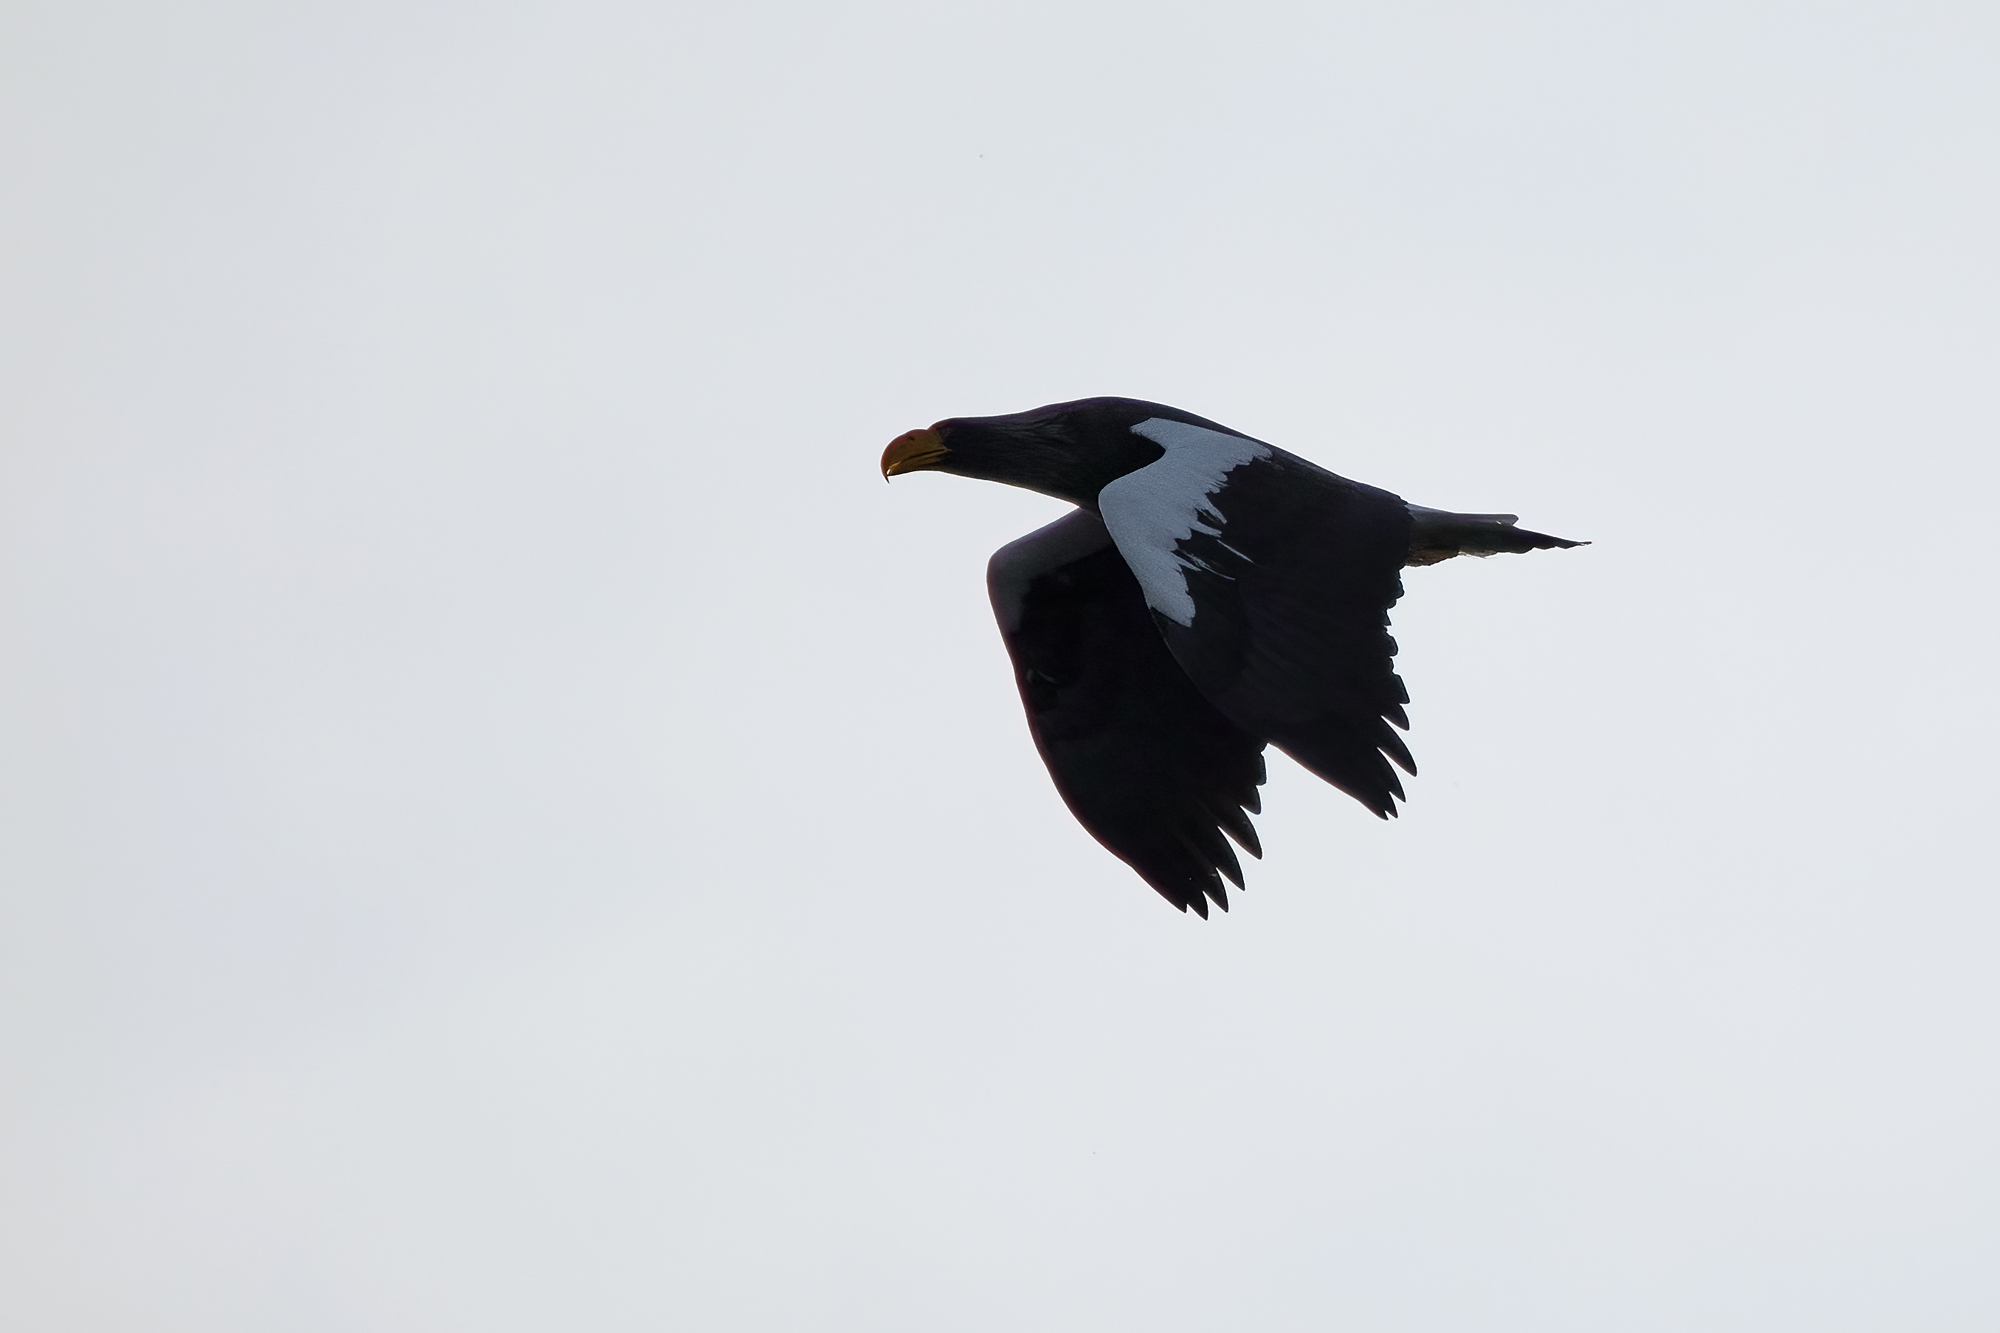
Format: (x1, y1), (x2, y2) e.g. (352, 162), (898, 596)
(988, 510), (1267, 916)
(1100, 443), (1417, 818)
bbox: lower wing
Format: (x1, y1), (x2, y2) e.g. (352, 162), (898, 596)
(988, 510), (1267, 916)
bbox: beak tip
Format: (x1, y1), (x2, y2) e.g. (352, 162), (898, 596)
(881, 428), (948, 480)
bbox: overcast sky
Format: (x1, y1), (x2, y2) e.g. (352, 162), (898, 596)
(3, 1), (1997, 1328)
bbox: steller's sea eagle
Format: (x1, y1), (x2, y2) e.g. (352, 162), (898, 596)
(883, 397), (1584, 916)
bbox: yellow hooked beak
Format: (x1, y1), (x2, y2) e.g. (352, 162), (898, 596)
(881, 428), (949, 479)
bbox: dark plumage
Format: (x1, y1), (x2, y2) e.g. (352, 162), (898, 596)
(884, 397), (1583, 916)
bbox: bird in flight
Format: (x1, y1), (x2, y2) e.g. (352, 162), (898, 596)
(882, 397), (1583, 916)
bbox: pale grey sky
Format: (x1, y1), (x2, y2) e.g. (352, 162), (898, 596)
(3, 1), (1996, 1328)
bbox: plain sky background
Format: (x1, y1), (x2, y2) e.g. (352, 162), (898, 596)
(3, 0), (1997, 1328)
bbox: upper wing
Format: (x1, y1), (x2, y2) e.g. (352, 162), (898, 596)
(988, 509), (1267, 916)
(1097, 419), (1417, 818)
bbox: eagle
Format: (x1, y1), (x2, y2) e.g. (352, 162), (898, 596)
(882, 397), (1583, 916)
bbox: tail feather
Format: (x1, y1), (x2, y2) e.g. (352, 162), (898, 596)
(1405, 504), (1586, 567)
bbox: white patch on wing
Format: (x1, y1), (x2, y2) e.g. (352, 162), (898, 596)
(1097, 418), (1271, 626)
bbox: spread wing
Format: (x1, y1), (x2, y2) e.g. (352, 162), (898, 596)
(1098, 419), (1417, 818)
(988, 509), (1267, 916)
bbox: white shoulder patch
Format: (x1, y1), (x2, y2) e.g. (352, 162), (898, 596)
(1097, 418), (1270, 626)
